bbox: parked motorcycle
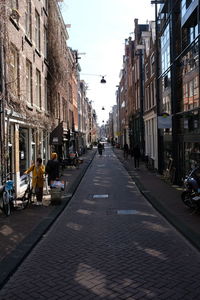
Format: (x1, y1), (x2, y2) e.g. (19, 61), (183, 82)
(181, 166), (200, 210)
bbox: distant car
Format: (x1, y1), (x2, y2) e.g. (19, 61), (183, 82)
(100, 137), (107, 142)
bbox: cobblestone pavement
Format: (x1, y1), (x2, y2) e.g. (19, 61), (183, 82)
(1, 145), (200, 299)
(113, 148), (200, 251)
(0, 150), (95, 286)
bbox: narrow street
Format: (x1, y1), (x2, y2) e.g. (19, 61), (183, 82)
(1, 145), (200, 299)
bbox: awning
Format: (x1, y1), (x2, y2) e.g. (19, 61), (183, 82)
(50, 122), (63, 145)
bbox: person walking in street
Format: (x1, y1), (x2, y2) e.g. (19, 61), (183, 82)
(24, 157), (45, 204)
(133, 144), (140, 169)
(45, 152), (60, 186)
(123, 143), (129, 160)
(98, 142), (103, 155)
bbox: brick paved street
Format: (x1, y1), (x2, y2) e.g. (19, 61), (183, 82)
(0, 149), (95, 286)
(1, 145), (200, 299)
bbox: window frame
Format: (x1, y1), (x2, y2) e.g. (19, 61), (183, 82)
(26, 59), (33, 105)
(25, 0), (32, 40)
(35, 10), (40, 51)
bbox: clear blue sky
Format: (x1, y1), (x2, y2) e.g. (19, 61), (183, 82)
(61, 0), (155, 125)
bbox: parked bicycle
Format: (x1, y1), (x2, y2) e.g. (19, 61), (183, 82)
(0, 173), (34, 216)
(0, 173), (15, 216)
(62, 152), (83, 169)
(16, 174), (34, 209)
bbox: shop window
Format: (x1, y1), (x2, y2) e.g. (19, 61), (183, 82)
(186, 142), (200, 170)
(19, 128), (29, 174)
(31, 129), (36, 163)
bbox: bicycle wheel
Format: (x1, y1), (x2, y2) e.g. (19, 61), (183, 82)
(3, 190), (11, 216)
(21, 188), (32, 209)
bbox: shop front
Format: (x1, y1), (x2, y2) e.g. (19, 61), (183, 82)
(50, 122), (71, 160)
(175, 109), (200, 183)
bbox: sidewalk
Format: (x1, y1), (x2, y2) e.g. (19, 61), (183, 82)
(0, 149), (96, 287)
(113, 148), (200, 250)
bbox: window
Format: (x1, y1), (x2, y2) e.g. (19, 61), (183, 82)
(69, 110), (73, 127)
(194, 76), (198, 96)
(145, 64), (149, 82)
(63, 99), (67, 122)
(161, 24), (170, 73)
(35, 11), (40, 51)
(68, 82), (73, 103)
(11, 0), (18, 9)
(44, 26), (48, 59)
(10, 45), (19, 96)
(144, 87), (148, 111)
(189, 80), (194, 97)
(58, 93), (61, 119)
(26, 59), (32, 104)
(25, 0), (31, 39)
(150, 54), (155, 76)
(189, 24), (198, 44)
(182, 0), (196, 17)
(55, 93), (60, 119)
(36, 69), (41, 108)
(44, 0), (48, 12)
(151, 81), (154, 107)
(44, 78), (48, 111)
(153, 78), (156, 106)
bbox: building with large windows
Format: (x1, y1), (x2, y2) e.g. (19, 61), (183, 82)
(155, 0), (200, 183)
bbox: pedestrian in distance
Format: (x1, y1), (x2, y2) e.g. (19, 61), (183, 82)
(133, 144), (140, 169)
(45, 152), (60, 186)
(98, 142), (103, 155)
(123, 143), (129, 160)
(24, 157), (45, 204)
